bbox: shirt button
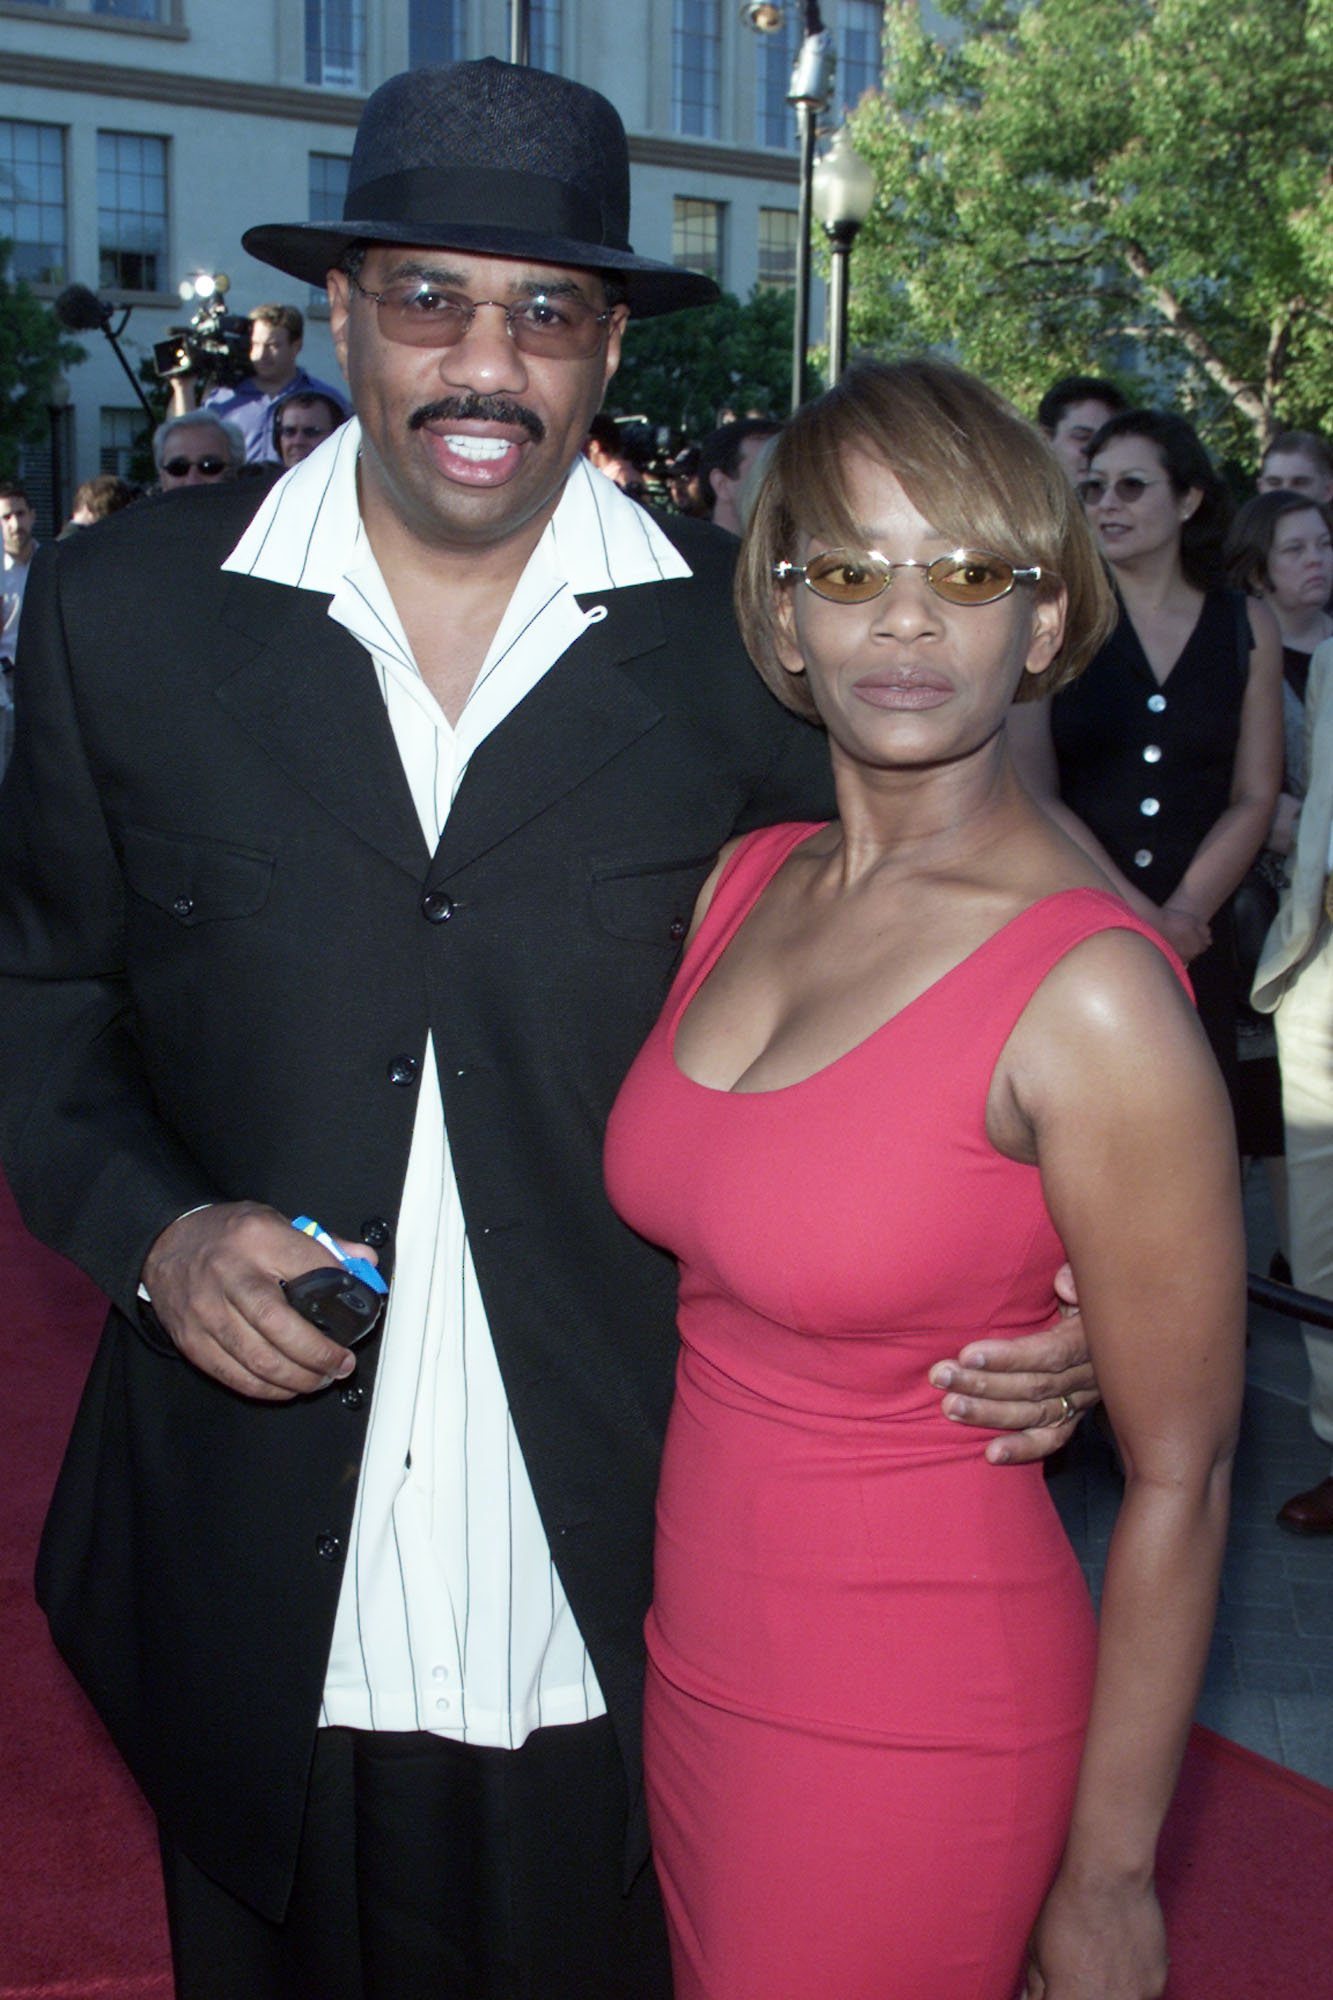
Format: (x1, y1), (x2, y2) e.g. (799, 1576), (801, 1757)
(421, 889), (454, 923)
(387, 1054), (419, 1086)
(1140, 798), (1160, 817)
(1134, 848), (1153, 868)
(172, 895), (195, 918)
(315, 1531), (343, 1562)
(435, 1696), (451, 1713)
(1143, 744), (1162, 763)
(431, 1664), (449, 1682)
(1147, 693), (1167, 712)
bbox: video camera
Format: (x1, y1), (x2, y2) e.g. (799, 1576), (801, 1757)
(152, 274), (253, 387)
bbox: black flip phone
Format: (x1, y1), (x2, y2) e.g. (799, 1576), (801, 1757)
(282, 1266), (386, 1346)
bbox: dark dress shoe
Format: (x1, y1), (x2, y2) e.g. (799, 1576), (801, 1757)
(1276, 1475), (1333, 1535)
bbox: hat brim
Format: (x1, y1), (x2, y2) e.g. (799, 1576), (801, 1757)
(241, 220), (721, 319)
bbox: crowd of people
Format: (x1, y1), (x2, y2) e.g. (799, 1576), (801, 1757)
(0, 50), (1328, 2000)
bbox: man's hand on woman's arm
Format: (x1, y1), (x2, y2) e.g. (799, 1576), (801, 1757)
(929, 1264), (1098, 1464)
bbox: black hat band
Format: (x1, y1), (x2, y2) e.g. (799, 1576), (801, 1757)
(346, 168), (623, 252)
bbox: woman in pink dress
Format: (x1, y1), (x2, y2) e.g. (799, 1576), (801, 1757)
(605, 360), (1245, 2000)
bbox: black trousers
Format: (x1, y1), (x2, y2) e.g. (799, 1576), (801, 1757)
(159, 1719), (672, 2000)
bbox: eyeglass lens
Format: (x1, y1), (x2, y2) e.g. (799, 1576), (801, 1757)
(1078, 474), (1157, 505)
(358, 280), (611, 358)
(163, 457), (227, 477)
(798, 550), (1026, 605)
(280, 426), (326, 439)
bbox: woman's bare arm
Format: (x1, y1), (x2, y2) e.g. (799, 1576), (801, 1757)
(1006, 931), (1245, 1999)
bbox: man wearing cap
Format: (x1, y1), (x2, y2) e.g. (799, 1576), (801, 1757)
(0, 59), (1092, 2000)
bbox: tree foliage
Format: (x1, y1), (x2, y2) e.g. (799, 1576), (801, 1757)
(612, 286), (797, 439)
(844, 0), (1333, 463)
(0, 241), (84, 482)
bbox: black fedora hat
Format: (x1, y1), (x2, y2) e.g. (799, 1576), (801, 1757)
(243, 59), (720, 319)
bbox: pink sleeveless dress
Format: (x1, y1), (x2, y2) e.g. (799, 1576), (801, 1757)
(605, 822), (1186, 2000)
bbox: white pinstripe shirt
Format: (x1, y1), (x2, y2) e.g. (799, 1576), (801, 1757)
(223, 422), (691, 1745)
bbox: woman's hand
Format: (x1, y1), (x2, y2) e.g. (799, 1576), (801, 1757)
(1023, 1869), (1168, 1999)
(1154, 903), (1212, 963)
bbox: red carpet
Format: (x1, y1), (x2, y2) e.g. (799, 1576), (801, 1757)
(1, 1175), (1329, 1995)
(0, 1175), (170, 1998)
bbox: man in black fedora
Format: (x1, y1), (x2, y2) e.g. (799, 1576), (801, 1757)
(0, 58), (1092, 2000)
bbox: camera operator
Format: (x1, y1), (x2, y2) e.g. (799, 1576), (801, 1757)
(167, 303), (347, 466)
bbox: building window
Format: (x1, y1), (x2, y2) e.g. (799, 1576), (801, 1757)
(92, 0), (167, 18)
(0, 121), (66, 286)
(306, 0), (366, 89)
(409, 0), (464, 66)
(97, 132), (168, 294)
(757, 207), (798, 290)
(100, 407), (145, 480)
(672, 1), (721, 140)
(838, 0), (882, 115)
(308, 153), (350, 306)
(673, 197), (723, 284)
(529, 0), (562, 71)
(755, 11), (801, 150)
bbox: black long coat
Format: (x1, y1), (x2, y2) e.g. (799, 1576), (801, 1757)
(0, 480), (832, 1920)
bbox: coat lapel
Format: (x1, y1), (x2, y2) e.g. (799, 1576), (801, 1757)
(430, 583), (668, 881)
(213, 572), (430, 880)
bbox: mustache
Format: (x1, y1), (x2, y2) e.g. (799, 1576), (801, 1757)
(409, 394), (545, 444)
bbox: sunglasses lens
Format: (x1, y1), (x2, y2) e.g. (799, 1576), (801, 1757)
(803, 551), (888, 602)
(373, 284), (607, 358)
(1077, 479), (1106, 505)
(928, 554), (1016, 604)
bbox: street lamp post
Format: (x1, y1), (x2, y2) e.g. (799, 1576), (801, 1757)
(787, 7), (835, 410)
(811, 125), (876, 383)
(742, 3), (835, 411)
(510, 0), (530, 64)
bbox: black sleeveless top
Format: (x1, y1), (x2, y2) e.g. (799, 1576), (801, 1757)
(1050, 588), (1249, 907)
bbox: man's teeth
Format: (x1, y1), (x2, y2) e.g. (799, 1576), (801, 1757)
(443, 435), (515, 462)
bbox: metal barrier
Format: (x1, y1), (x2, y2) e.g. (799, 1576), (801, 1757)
(1246, 1274), (1333, 1331)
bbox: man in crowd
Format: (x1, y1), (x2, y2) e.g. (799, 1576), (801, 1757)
(0, 60), (1093, 2000)
(153, 411), (246, 490)
(169, 301), (348, 465)
(1, 482), (38, 775)
(1257, 428), (1333, 502)
(698, 415), (782, 535)
(1036, 374), (1129, 478)
(273, 387), (348, 467)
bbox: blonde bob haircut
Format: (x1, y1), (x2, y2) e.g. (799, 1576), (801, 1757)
(737, 357), (1116, 723)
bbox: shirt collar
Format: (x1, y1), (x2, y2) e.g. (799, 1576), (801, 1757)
(221, 417), (691, 601)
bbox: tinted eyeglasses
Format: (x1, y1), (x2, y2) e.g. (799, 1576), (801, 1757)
(279, 423), (330, 440)
(162, 456), (228, 479)
(774, 548), (1042, 607)
(349, 276), (618, 358)
(1076, 473), (1168, 506)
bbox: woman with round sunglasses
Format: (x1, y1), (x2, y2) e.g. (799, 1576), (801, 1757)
(1010, 409), (1283, 1113)
(605, 360), (1244, 2000)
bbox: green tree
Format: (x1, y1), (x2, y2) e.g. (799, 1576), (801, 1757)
(0, 241), (84, 482)
(844, 0), (1333, 463)
(612, 286), (798, 439)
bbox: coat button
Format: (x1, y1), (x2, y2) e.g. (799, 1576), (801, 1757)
(421, 889), (454, 923)
(173, 895), (195, 918)
(360, 1216), (392, 1249)
(340, 1383), (367, 1410)
(669, 918), (687, 941)
(315, 1531), (343, 1561)
(387, 1054), (419, 1086)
